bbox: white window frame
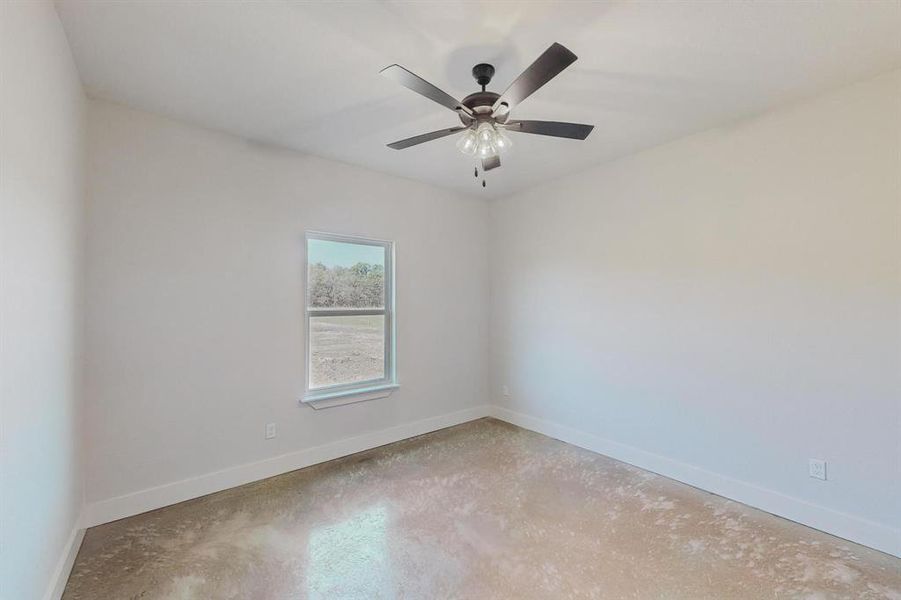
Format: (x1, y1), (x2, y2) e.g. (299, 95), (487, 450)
(301, 231), (397, 409)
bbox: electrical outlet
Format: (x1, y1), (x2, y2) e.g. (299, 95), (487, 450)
(502, 385), (510, 397)
(265, 423), (277, 440)
(809, 458), (826, 481)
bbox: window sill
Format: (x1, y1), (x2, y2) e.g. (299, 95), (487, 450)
(301, 383), (399, 410)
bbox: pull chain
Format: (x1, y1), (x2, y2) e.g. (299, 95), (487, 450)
(472, 164), (486, 188)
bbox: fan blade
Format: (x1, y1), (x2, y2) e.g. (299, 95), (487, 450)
(381, 64), (473, 117)
(492, 43), (577, 113)
(387, 126), (467, 150)
(482, 155), (501, 171)
(503, 120), (594, 140)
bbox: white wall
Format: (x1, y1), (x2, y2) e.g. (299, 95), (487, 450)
(84, 101), (489, 508)
(490, 71), (901, 554)
(0, 2), (86, 599)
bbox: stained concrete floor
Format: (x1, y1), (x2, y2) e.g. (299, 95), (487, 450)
(64, 418), (900, 599)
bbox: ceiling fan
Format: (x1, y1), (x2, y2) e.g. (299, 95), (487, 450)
(381, 43), (594, 185)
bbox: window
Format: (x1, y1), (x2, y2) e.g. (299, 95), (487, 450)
(303, 232), (396, 407)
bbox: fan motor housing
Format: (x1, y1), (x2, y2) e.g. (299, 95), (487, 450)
(461, 91), (499, 111)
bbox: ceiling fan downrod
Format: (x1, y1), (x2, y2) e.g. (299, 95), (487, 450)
(472, 63), (495, 92)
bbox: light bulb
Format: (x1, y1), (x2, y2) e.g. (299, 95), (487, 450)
(495, 128), (512, 153)
(476, 121), (497, 145)
(477, 140), (497, 158)
(456, 129), (477, 155)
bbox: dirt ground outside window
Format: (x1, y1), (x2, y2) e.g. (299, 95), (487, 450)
(309, 315), (385, 388)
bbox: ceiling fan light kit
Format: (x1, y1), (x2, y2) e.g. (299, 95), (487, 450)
(382, 42), (594, 187)
(457, 121), (513, 158)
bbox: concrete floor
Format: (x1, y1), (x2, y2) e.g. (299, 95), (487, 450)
(63, 419), (900, 599)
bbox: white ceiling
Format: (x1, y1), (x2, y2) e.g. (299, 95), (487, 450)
(56, 1), (901, 199)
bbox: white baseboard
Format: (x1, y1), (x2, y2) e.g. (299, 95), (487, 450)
(84, 405), (492, 528)
(488, 405), (900, 558)
(43, 522), (85, 600)
(80, 402), (898, 559)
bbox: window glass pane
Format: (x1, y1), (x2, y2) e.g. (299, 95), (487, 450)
(308, 239), (385, 309)
(309, 315), (385, 389)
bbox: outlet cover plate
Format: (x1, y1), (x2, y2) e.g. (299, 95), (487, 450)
(809, 458), (827, 480)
